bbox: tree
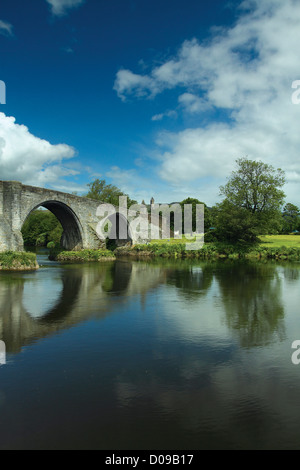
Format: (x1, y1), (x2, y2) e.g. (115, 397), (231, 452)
(213, 200), (260, 244)
(282, 203), (300, 233)
(21, 210), (63, 247)
(219, 158), (286, 234)
(86, 179), (137, 207)
(180, 198), (211, 233)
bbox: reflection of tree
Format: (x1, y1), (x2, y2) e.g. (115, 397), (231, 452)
(165, 262), (214, 300)
(282, 264), (300, 282)
(215, 261), (285, 347)
(101, 261), (133, 294)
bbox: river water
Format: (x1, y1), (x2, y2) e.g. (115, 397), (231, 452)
(0, 250), (300, 449)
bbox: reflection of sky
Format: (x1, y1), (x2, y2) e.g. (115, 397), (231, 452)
(156, 277), (230, 344)
(23, 272), (63, 319)
(113, 264), (300, 449)
(2, 261), (300, 449)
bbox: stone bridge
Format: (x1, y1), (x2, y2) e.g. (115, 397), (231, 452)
(0, 181), (133, 252)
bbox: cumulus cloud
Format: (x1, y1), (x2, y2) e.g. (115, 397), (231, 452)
(0, 113), (78, 189)
(113, 69), (155, 101)
(0, 20), (13, 37)
(178, 93), (212, 114)
(115, 0), (300, 205)
(46, 0), (85, 17)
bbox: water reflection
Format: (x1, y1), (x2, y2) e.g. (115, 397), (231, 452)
(166, 264), (214, 299)
(0, 259), (290, 354)
(1, 258), (300, 449)
(0, 261), (165, 353)
(214, 262), (285, 347)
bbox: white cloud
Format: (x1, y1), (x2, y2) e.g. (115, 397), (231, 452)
(113, 69), (155, 101)
(178, 93), (212, 113)
(151, 110), (177, 121)
(115, 0), (300, 206)
(46, 0), (85, 17)
(0, 113), (78, 189)
(0, 20), (13, 37)
(151, 113), (164, 122)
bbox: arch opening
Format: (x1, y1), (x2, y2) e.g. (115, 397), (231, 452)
(22, 201), (83, 251)
(104, 212), (133, 250)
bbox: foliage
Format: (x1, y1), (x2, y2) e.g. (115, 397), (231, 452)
(220, 157), (286, 215)
(86, 178), (137, 207)
(56, 249), (115, 262)
(204, 230), (218, 242)
(213, 199), (260, 244)
(117, 237), (300, 260)
(180, 197), (212, 233)
(215, 158), (286, 241)
(22, 210), (63, 247)
(0, 251), (38, 270)
(281, 203), (300, 233)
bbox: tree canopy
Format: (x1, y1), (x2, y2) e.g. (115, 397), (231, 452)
(220, 158), (285, 216)
(282, 203), (300, 233)
(86, 179), (137, 207)
(180, 197), (211, 233)
(215, 158), (286, 243)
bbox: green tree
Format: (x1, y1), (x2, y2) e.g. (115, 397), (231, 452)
(21, 210), (63, 247)
(282, 203), (300, 233)
(86, 179), (137, 207)
(219, 158), (286, 237)
(213, 199), (260, 244)
(180, 198), (211, 233)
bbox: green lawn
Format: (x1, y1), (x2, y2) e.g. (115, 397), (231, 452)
(258, 235), (300, 247)
(148, 236), (193, 245)
(146, 234), (300, 248)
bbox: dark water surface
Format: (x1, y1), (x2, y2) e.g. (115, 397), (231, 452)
(0, 251), (300, 449)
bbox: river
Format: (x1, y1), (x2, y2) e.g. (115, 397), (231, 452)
(0, 250), (300, 449)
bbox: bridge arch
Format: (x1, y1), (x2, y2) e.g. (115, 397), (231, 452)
(0, 181), (123, 252)
(22, 200), (84, 251)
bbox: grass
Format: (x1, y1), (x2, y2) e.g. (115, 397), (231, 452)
(147, 234), (300, 248)
(148, 236), (191, 245)
(259, 234), (300, 247)
(55, 249), (116, 262)
(0, 251), (38, 270)
(114, 234), (300, 261)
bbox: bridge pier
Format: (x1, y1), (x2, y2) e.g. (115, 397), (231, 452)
(0, 181), (24, 251)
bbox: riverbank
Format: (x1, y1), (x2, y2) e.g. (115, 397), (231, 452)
(0, 251), (39, 271)
(115, 242), (300, 260)
(2, 236), (300, 272)
(53, 249), (116, 262)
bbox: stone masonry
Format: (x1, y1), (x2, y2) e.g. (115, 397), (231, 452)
(0, 181), (108, 252)
(0, 181), (170, 252)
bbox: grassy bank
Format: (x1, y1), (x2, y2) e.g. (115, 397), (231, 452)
(259, 235), (300, 247)
(115, 235), (300, 260)
(55, 249), (116, 263)
(0, 251), (39, 271)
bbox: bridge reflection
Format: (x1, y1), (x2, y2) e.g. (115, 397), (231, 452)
(0, 261), (165, 354)
(0, 259), (289, 354)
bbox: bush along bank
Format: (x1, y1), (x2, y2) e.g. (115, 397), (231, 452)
(0, 251), (39, 271)
(115, 243), (300, 260)
(53, 249), (116, 263)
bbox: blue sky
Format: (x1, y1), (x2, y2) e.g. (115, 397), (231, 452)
(1, 0), (300, 205)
